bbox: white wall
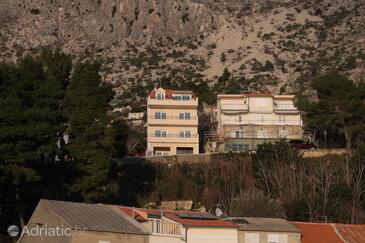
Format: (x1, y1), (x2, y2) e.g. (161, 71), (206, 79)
(186, 228), (238, 243)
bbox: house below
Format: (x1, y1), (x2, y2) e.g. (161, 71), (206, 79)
(17, 199), (149, 243)
(216, 93), (303, 152)
(228, 217), (301, 243)
(292, 221), (365, 243)
(118, 206), (239, 243)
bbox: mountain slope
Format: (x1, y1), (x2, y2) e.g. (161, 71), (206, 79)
(0, 0), (364, 100)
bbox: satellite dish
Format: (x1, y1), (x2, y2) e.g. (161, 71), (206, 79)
(215, 207), (223, 217)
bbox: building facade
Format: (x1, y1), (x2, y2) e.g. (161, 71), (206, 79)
(119, 206), (239, 243)
(147, 87), (199, 156)
(230, 217), (301, 243)
(18, 200), (149, 243)
(217, 94), (303, 152)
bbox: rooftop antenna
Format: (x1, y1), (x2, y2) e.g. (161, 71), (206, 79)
(215, 205), (223, 218)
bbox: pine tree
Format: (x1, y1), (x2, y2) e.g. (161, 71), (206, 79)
(0, 49), (72, 226)
(64, 61), (119, 202)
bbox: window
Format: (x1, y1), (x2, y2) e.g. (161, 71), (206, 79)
(232, 144), (249, 152)
(235, 131), (244, 138)
(179, 112), (191, 120)
(155, 112), (166, 119)
(172, 95), (190, 100)
(245, 232), (259, 243)
(257, 129), (268, 138)
(179, 131), (191, 138)
(155, 130), (166, 137)
(238, 115), (242, 123)
(156, 93), (164, 100)
(279, 130), (289, 138)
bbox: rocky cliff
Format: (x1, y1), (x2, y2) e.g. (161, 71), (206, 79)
(0, 0), (364, 99)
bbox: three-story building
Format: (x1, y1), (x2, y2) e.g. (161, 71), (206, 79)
(217, 93), (303, 152)
(147, 87), (199, 156)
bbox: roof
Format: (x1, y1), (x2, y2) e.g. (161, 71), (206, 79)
(274, 95), (295, 99)
(217, 94), (247, 99)
(291, 222), (344, 243)
(119, 206), (238, 228)
(334, 224), (365, 243)
(148, 87), (195, 99)
(230, 217), (300, 233)
(40, 199), (149, 235)
(244, 93), (273, 97)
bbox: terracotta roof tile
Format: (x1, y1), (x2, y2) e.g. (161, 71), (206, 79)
(334, 224), (365, 243)
(291, 222), (344, 243)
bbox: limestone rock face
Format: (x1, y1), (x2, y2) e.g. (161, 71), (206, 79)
(0, 0), (364, 97)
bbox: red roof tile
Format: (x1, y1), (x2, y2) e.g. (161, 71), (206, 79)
(148, 90), (156, 98)
(163, 211), (237, 228)
(291, 222), (344, 243)
(334, 224), (365, 243)
(119, 206), (237, 228)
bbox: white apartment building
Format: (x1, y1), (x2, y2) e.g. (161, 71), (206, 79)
(147, 87), (199, 156)
(217, 93), (303, 152)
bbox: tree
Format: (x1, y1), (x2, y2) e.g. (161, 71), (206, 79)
(64, 61), (120, 202)
(302, 72), (365, 183)
(0, 49), (72, 227)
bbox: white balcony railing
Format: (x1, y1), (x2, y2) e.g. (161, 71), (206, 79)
(226, 132), (303, 139)
(220, 104), (248, 111)
(151, 221), (182, 236)
(222, 120), (303, 126)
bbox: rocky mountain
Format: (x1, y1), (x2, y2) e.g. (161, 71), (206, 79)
(1, 0), (364, 104)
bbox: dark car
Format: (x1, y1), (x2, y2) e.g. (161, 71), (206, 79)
(290, 140), (317, 150)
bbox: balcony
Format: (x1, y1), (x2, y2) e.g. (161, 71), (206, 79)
(220, 104), (248, 113)
(148, 134), (199, 143)
(274, 104), (299, 113)
(226, 132), (303, 140)
(222, 119), (303, 126)
(148, 116), (198, 126)
(146, 221), (182, 237)
(148, 98), (198, 107)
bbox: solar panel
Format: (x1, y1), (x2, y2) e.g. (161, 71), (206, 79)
(176, 212), (191, 218)
(176, 212), (217, 220)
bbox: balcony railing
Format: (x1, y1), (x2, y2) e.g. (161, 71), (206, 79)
(274, 104), (298, 111)
(220, 104), (248, 111)
(151, 221), (182, 236)
(222, 120), (302, 126)
(226, 132), (303, 139)
(148, 98), (198, 107)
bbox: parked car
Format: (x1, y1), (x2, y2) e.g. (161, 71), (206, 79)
(290, 140), (317, 150)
